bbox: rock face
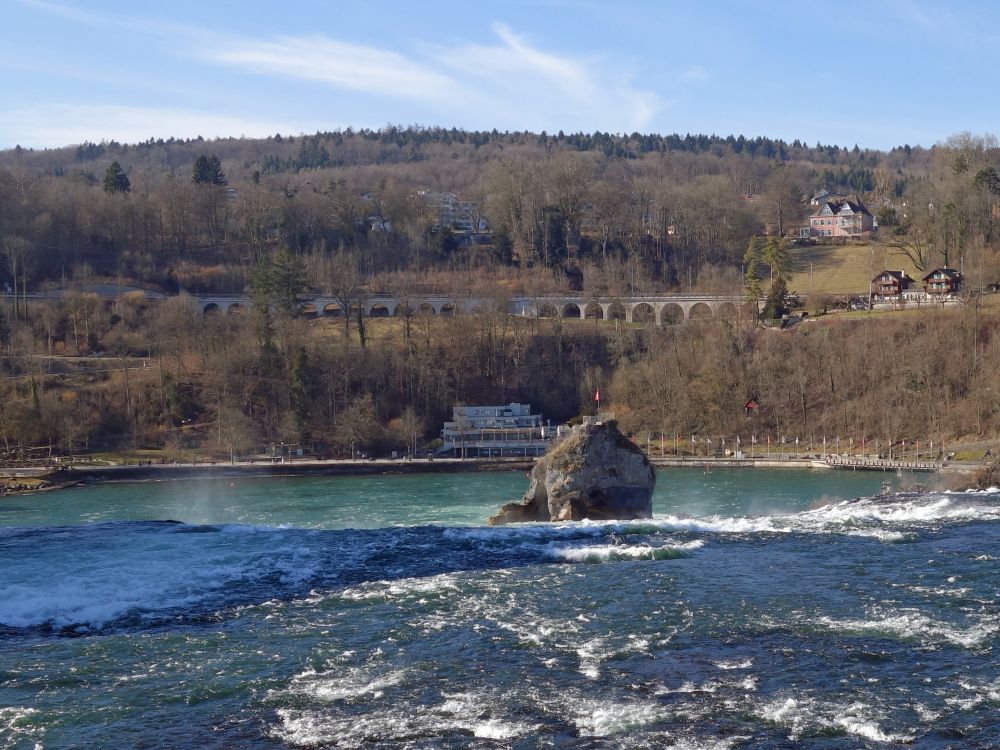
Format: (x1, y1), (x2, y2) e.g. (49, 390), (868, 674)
(972, 457), (1000, 490)
(489, 420), (655, 525)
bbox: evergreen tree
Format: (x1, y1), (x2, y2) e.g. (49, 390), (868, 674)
(253, 246), (307, 314)
(192, 154), (227, 185)
(208, 155), (227, 185)
(288, 346), (313, 440)
(192, 155), (210, 184)
(102, 161), (131, 194)
(761, 276), (791, 320)
(762, 236), (788, 282)
(743, 235), (764, 308)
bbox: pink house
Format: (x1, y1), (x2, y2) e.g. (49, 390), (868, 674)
(809, 195), (874, 238)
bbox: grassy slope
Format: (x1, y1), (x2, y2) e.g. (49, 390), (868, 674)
(783, 241), (923, 297)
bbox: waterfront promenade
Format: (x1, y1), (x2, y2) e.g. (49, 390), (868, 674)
(1, 453), (982, 488)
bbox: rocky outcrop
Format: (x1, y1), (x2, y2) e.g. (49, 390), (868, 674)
(489, 420), (655, 524)
(972, 457), (1000, 490)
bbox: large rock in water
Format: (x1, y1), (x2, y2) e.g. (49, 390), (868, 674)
(972, 457), (1000, 489)
(489, 420), (655, 524)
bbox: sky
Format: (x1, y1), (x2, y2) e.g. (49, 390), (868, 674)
(1, 0), (997, 151)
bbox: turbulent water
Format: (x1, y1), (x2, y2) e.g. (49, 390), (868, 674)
(2, 469), (999, 748)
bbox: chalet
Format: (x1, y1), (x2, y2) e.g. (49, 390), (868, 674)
(871, 270), (916, 299)
(808, 195), (874, 238)
(922, 268), (963, 296)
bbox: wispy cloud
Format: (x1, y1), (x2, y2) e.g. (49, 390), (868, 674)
(14, 0), (192, 36)
(0, 104), (301, 148)
(433, 23), (659, 132)
(199, 36), (455, 100)
(197, 22), (659, 133)
(13, 0), (661, 140)
(885, 0), (997, 49)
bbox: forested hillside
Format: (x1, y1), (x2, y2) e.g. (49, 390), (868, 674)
(5, 127), (998, 297)
(2, 127), (1000, 461)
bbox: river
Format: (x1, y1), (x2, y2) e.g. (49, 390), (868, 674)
(1, 468), (998, 748)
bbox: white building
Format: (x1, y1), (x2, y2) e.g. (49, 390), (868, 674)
(441, 403), (556, 457)
(419, 191), (488, 233)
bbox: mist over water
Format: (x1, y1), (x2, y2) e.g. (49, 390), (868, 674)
(2, 469), (998, 748)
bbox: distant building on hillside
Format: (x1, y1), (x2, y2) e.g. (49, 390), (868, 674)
(871, 269), (916, 300)
(810, 189), (846, 206)
(922, 268), (963, 297)
(808, 195), (874, 238)
(419, 191), (488, 233)
(869, 267), (965, 308)
(441, 403), (557, 457)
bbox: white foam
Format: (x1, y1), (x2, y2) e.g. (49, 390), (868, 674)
(471, 719), (526, 740)
(338, 573), (460, 602)
(914, 703), (941, 722)
(294, 667), (408, 702)
(577, 637), (605, 679)
(660, 740), (741, 750)
(546, 540), (702, 563)
(816, 611), (998, 648)
(947, 678), (1000, 710)
(652, 493), (1000, 540)
(846, 529), (919, 543)
(573, 700), (671, 737)
(272, 691), (539, 748)
(835, 706), (912, 743)
(756, 696), (913, 743)
(657, 680), (721, 695)
(904, 584), (971, 599)
(714, 659), (753, 670)
(575, 634), (651, 679)
(0, 707), (41, 746)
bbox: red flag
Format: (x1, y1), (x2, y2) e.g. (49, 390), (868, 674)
(594, 389), (600, 402)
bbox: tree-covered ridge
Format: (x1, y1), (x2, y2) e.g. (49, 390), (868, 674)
(1, 127), (998, 303)
(5, 126), (918, 175)
(2, 127), (1000, 462)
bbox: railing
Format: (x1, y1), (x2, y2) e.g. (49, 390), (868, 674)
(581, 412), (616, 426)
(825, 455), (943, 471)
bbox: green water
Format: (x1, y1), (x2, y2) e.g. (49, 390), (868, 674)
(0, 468), (906, 529)
(3, 466), (996, 748)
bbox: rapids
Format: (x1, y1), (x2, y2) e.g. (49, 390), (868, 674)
(1, 469), (998, 748)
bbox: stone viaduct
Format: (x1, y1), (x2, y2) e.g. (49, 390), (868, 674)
(196, 294), (750, 325)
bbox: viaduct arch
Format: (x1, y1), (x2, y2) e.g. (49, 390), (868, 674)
(193, 293), (750, 323)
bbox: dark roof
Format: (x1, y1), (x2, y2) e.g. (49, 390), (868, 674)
(811, 194), (872, 218)
(872, 269), (914, 284)
(921, 268), (963, 281)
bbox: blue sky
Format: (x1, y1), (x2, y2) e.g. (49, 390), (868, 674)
(1, 0), (996, 150)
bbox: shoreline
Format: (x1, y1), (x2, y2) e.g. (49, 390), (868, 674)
(0, 457), (537, 491)
(0, 455), (983, 496)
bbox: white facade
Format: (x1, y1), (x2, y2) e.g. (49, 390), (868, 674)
(419, 191), (488, 232)
(441, 403), (555, 457)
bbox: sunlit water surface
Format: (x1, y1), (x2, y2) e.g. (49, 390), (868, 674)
(2, 468), (999, 749)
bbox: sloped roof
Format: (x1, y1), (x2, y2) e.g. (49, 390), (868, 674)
(922, 267), (963, 281)
(872, 269), (915, 284)
(810, 194), (872, 218)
